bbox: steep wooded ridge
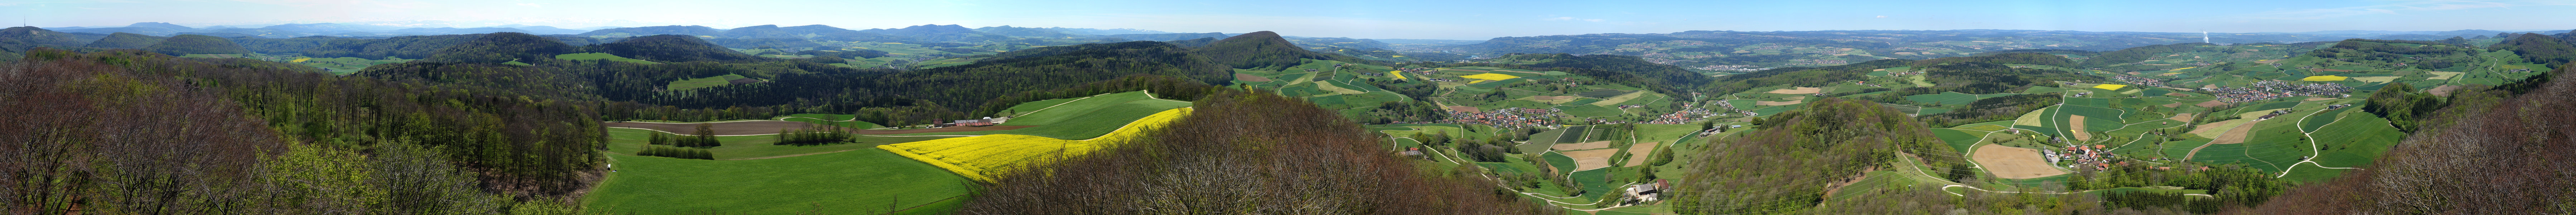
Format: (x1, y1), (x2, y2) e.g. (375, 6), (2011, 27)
(2247, 63), (2576, 215)
(1192, 31), (1368, 69)
(1670, 98), (1954, 214)
(82, 32), (167, 49)
(5, 49), (602, 214)
(596, 34), (757, 62)
(423, 32), (577, 63)
(964, 90), (1554, 215)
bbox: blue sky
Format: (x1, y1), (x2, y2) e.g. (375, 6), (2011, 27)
(8, 0), (2573, 40)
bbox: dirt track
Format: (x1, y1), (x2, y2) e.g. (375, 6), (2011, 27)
(1561, 148), (1620, 171)
(1623, 142), (1658, 167)
(606, 121), (1030, 135)
(1755, 100), (1804, 106)
(2069, 115), (2092, 141)
(1551, 141), (1614, 151)
(1972, 144), (2065, 179)
(1764, 87), (1822, 94)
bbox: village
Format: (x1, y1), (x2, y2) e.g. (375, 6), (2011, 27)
(2205, 81), (2351, 103)
(1441, 107), (1555, 128)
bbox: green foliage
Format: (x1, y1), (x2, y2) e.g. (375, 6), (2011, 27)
(2363, 82), (2444, 132)
(599, 34), (758, 62)
(2489, 33), (2576, 69)
(298, 34), (481, 59)
(1190, 31), (1371, 69)
(638, 145), (715, 159)
(1675, 98), (1951, 214)
(145, 34), (251, 55)
(423, 32), (577, 64)
(84, 32), (166, 49)
(2082, 43), (2219, 67)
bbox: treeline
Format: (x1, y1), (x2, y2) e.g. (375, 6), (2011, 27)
(1901, 59), (2102, 95)
(2490, 33), (2576, 68)
(23, 48), (604, 197)
(1192, 31), (1371, 69)
(961, 90), (1555, 215)
(1701, 59), (1905, 94)
(773, 126), (853, 146)
(1912, 93), (2062, 127)
(645, 125), (721, 148)
(3, 49), (584, 214)
(2246, 63), (2576, 215)
(637, 145), (714, 159)
(1673, 98), (1957, 214)
(2065, 164), (2283, 214)
(2080, 43), (2216, 67)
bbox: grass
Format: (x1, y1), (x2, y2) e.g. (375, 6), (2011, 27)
(1931, 129), (1985, 153)
(605, 128), (953, 159)
(998, 91), (1170, 126)
(584, 148), (970, 214)
(906, 94), (1190, 140)
(555, 53), (661, 64)
(878, 108), (1191, 182)
(776, 114), (886, 129)
(1557, 105), (1625, 117)
(667, 73), (752, 91)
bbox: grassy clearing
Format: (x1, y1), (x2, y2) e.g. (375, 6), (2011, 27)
(667, 73), (751, 91)
(555, 53), (660, 64)
(584, 149), (970, 214)
(999, 91), (1163, 126)
(1557, 105), (1624, 117)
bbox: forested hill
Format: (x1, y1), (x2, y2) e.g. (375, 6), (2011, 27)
(83, 32), (166, 49)
(1192, 31), (1372, 69)
(422, 32), (577, 63)
(597, 34), (757, 62)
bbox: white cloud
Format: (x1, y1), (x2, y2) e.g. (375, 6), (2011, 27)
(516, 3), (539, 7)
(2237, 0), (2576, 20)
(1875, 15), (1887, 18)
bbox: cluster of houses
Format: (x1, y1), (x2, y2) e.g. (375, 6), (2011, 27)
(1711, 100), (1759, 116)
(1644, 104), (1717, 125)
(2048, 144), (2123, 171)
(2111, 75), (2170, 87)
(2252, 109), (2297, 121)
(1445, 107), (1555, 128)
(1622, 180), (1669, 205)
(934, 116), (1010, 127)
(2506, 68), (2537, 73)
(2208, 81), (2350, 103)
(1693, 65), (1765, 72)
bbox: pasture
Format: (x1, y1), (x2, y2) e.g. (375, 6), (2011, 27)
(666, 73), (756, 91)
(555, 52), (661, 64)
(584, 149), (970, 215)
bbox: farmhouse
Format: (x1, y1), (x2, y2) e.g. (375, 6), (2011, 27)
(941, 117), (1007, 127)
(1626, 179), (1668, 201)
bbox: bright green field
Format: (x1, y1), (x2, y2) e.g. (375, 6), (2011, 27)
(1557, 105), (1624, 117)
(555, 53), (661, 64)
(585, 149), (971, 214)
(999, 91), (1170, 126)
(605, 128), (954, 159)
(890, 93), (1189, 139)
(667, 73), (752, 91)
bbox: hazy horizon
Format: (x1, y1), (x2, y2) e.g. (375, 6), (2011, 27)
(11, 0), (2576, 40)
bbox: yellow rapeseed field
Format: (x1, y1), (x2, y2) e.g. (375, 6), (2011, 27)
(1388, 72), (1406, 80)
(877, 107), (1193, 182)
(2301, 75), (2349, 81)
(1461, 73), (1520, 81)
(2092, 84), (2128, 90)
(290, 58), (311, 63)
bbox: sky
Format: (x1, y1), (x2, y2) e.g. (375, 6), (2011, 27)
(7, 0), (2574, 40)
